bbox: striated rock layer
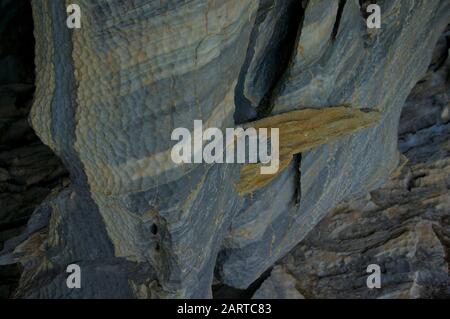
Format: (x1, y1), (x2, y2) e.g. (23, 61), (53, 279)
(255, 30), (450, 298)
(0, 0), (449, 298)
(217, 0), (449, 290)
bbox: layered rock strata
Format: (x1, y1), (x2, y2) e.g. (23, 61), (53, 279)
(0, 0), (448, 298)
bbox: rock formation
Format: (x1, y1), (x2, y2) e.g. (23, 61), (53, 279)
(237, 106), (380, 195)
(254, 28), (450, 298)
(0, 0), (449, 298)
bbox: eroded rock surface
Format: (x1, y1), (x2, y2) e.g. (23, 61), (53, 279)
(0, 0), (449, 299)
(217, 0), (450, 290)
(256, 31), (450, 298)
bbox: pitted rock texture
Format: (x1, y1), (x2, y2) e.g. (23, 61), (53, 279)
(0, 0), (449, 298)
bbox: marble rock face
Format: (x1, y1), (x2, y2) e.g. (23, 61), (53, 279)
(0, 0), (449, 298)
(254, 33), (450, 298)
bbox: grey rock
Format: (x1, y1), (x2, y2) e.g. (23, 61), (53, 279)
(1, 0), (449, 299)
(271, 38), (450, 299)
(217, 0), (450, 289)
(252, 265), (305, 299)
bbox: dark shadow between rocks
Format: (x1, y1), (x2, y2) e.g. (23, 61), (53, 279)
(0, 0), (69, 298)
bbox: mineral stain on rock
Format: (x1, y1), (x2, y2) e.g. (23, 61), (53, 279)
(236, 106), (380, 195)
